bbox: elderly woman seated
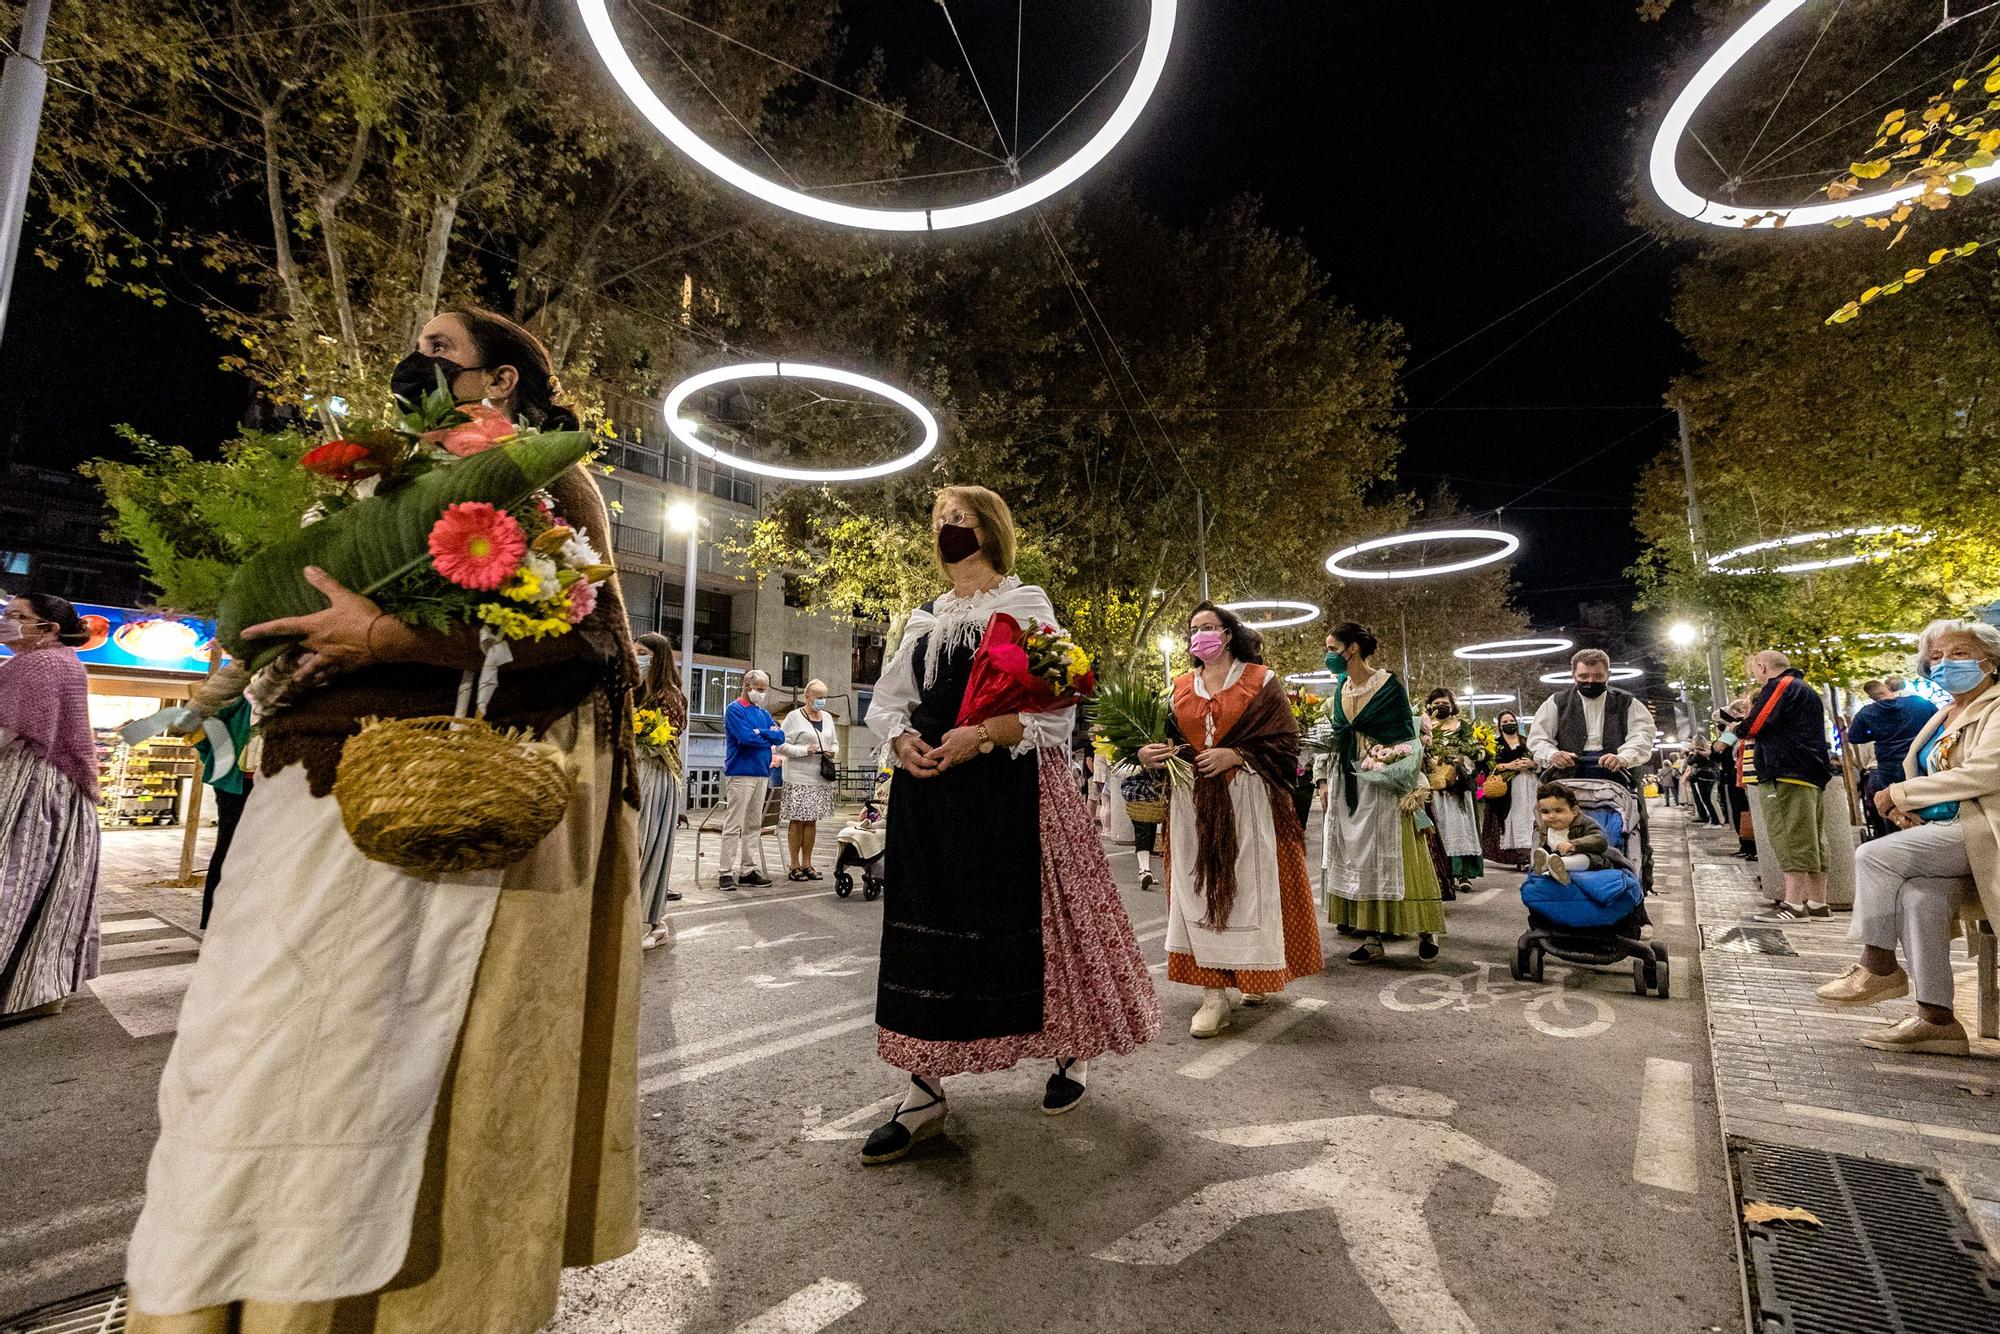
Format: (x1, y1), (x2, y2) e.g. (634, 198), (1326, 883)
(1817, 618), (2000, 1055)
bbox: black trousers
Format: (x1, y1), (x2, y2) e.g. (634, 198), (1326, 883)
(201, 781), (253, 930)
(1690, 777), (1719, 825)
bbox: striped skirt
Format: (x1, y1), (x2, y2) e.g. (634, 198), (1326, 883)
(0, 743), (101, 1015)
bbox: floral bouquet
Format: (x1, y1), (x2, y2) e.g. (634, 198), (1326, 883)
(632, 707), (679, 772)
(1357, 739), (1424, 797)
(956, 612), (1097, 732)
(215, 374), (602, 670)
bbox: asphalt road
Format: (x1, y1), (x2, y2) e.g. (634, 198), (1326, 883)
(0, 807), (1742, 1333)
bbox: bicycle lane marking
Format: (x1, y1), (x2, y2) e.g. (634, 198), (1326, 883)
(1377, 961), (1615, 1039)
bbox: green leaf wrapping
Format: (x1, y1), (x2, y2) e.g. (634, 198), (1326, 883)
(214, 432), (595, 668)
(1090, 677), (1170, 766)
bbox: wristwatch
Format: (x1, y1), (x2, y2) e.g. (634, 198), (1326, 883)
(976, 722), (996, 754)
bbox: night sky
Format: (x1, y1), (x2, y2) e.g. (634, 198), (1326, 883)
(0, 1), (1696, 632)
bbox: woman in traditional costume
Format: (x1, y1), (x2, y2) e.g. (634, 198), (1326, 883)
(1481, 708), (1536, 872)
(1143, 603), (1323, 1038)
(125, 309), (641, 1334)
(1422, 687), (1487, 894)
(1322, 622), (1445, 964)
(0, 593), (100, 1023)
(859, 486), (1158, 1165)
(635, 631), (688, 948)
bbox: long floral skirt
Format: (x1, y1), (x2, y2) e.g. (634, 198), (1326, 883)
(0, 744), (100, 1015)
(877, 750), (1161, 1076)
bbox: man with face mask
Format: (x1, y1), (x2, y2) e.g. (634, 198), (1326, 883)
(720, 669), (785, 890)
(1528, 648), (1657, 780)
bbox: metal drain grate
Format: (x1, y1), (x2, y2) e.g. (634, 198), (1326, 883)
(1736, 1142), (2000, 1333)
(1704, 925), (1798, 955)
(0, 1285), (125, 1333)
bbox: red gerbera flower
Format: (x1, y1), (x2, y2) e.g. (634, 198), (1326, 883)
(428, 502), (527, 590)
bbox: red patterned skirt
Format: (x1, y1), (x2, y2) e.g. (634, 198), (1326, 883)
(877, 750), (1162, 1076)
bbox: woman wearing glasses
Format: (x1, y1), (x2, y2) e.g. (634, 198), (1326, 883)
(0, 594), (101, 1023)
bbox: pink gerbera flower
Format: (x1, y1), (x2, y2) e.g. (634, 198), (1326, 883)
(566, 579), (598, 624)
(428, 502), (527, 590)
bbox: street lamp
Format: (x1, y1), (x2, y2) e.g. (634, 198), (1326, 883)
(1666, 621), (1700, 649)
(1155, 632), (1177, 694)
(667, 500), (699, 707)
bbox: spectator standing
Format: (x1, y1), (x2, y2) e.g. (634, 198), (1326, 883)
(1745, 651), (1835, 922)
(1848, 673), (1939, 840)
(1686, 740), (1721, 825)
(721, 670), (783, 890)
(779, 680), (840, 882)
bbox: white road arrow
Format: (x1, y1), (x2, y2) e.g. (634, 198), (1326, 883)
(737, 932), (836, 952)
(799, 1094), (902, 1142)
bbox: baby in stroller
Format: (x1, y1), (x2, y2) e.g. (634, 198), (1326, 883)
(1512, 780), (1669, 997)
(1528, 782), (1632, 885)
(833, 769), (891, 901)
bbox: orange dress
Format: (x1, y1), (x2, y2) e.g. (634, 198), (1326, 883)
(1163, 663), (1324, 992)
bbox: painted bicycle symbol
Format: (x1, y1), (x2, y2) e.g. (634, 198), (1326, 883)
(1379, 961), (1615, 1039)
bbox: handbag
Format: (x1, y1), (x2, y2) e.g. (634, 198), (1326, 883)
(1737, 810), (1754, 841)
(814, 718), (838, 782)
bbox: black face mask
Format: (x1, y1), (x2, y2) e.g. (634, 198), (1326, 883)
(1429, 703), (1456, 718)
(1576, 681), (1608, 699)
(391, 351), (485, 408)
(1500, 721), (1519, 734)
(937, 522), (983, 566)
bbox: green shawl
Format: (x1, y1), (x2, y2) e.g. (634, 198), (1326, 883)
(1328, 670), (1417, 814)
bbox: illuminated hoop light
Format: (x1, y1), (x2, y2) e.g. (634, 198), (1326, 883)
(1458, 692), (1517, 706)
(663, 363), (940, 483)
(1707, 524), (1932, 576)
(1539, 667), (1644, 685)
(1452, 636), (1574, 661)
(576, 0), (1177, 232)
(1286, 671), (1338, 686)
(1324, 528), (1520, 582)
(1649, 0), (2000, 228)
(1221, 600), (1321, 630)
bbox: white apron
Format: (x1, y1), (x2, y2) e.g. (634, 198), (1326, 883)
(1164, 769), (1287, 971)
(1324, 764), (1409, 904)
(1502, 770), (1541, 852)
(125, 705), (593, 1314)
(1434, 789), (1482, 859)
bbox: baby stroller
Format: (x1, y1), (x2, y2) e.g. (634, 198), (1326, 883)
(833, 806), (885, 901)
(834, 770), (891, 901)
(1511, 776), (1669, 998)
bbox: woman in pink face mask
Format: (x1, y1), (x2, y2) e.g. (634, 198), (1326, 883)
(1139, 603), (1323, 1037)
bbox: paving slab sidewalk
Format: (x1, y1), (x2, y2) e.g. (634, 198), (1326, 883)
(1681, 809), (2000, 1258)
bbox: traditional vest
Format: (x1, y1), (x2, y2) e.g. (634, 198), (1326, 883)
(1553, 686), (1634, 756)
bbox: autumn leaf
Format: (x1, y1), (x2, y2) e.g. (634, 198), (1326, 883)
(1743, 1202), (1823, 1226)
(1930, 247), (1951, 264)
(1952, 174), (1979, 196)
(1889, 224), (1910, 249)
(1851, 159), (1893, 179)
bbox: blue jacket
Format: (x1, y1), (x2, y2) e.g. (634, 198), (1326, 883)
(1848, 694), (1939, 779)
(725, 699), (784, 777)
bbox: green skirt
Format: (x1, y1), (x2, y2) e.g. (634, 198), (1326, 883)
(1327, 815), (1446, 937)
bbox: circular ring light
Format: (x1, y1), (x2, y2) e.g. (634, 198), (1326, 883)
(663, 362), (940, 483)
(1325, 528), (1521, 582)
(1221, 599), (1322, 630)
(1539, 667), (1644, 685)
(1286, 670), (1338, 686)
(1649, 0), (2000, 228)
(1707, 524), (1932, 576)
(1452, 636), (1574, 661)
(577, 0), (1177, 232)
(1458, 692), (1517, 706)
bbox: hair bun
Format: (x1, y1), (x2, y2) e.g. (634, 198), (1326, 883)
(541, 404), (581, 432)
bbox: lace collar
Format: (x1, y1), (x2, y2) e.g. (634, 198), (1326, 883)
(914, 575), (1030, 690)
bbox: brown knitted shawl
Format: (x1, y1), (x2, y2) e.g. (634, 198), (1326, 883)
(257, 463), (640, 807)
(1167, 667), (1303, 931)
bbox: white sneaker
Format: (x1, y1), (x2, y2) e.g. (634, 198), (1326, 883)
(1240, 992), (1271, 1007)
(1190, 987), (1232, 1038)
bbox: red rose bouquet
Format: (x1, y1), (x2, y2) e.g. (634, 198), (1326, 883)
(956, 612), (1097, 728)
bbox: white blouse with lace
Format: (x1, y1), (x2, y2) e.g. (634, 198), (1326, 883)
(866, 576), (1077, 763)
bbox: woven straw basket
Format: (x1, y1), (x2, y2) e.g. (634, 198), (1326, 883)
(1125, 797), (1169, 824)
(1481, 771), (1509, 800)
(333, 715), (574, 877)
(1427, 763), (1456, 790)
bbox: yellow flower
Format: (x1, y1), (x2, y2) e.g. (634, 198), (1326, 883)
(476, 603), (572, 641)
(502, 565), (544, 603)
(1066, 646), (1092, 678)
